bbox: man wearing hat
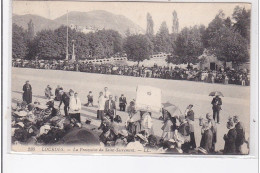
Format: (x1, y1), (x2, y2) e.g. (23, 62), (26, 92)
(22, 80), (32, 104)
(59, 90), (70, 116)
(55, 85), (63, 101)
(104, 95), (116, 122)
(233, 115), (245, 153)
(211, 95), (222, 124)
(119, 94), (127, 111)
(223, 120), (237, 154)
(185, 104), (194, 121)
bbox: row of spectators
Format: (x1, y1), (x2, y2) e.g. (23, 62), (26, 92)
(13, 59), (250, 86)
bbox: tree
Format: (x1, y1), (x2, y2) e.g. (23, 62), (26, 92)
(153, 21), (172, 53)
(172, 10), (179, 34)
(146, 13), (154, 38)
(12, 24), (27, 59)
(33, 30), (61, 59)
(202, 10), (226, 48)
(88, 29), (123, 59)
(232, 6), (251, 43)
(27, 20), (35, 41)
(123, 34), (153, 66)
(224, 17), (232, 28)
(208, 26), (249, 65)
(168, 26), (204, 65)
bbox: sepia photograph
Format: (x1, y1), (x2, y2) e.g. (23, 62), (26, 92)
(10, 1), (252, 155)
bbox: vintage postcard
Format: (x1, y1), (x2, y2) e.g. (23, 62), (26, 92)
(11, 1), (252, 155)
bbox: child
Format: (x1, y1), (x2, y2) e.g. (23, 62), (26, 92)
(87, 91), (94, 107)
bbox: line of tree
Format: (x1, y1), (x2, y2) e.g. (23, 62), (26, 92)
(13, 24), (123, 60)
(12, 6), (250, 66)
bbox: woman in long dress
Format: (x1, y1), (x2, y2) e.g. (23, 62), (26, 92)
(141, 111), (153, 136)
(200, 120), (213, 153)
(161, 109), (173, 141)
(23, 81), (32, 104)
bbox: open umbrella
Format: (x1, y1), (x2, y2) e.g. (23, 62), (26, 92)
(162, 103), (182, 118)
(209, 91), (224, 97)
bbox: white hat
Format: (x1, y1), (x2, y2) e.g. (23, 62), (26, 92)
(168, 139), (175, 143)
(136, 134), (148, 143)
(14, 111), (27, 117)
(39, 125), (51, 135)
(16, 122), (24, 128)
(118, 129), (128, 137)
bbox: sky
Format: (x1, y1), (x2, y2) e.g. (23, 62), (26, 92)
(12, 1), (251, 33)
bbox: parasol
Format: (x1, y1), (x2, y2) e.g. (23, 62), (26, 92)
(162, 103), (182, 118)
(209, 91), (224, 97)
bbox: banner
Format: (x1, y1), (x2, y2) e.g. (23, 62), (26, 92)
(135, 85), (162, 113)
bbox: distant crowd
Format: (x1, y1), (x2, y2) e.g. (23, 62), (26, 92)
(12, 59), (250, 86)
(11, 80), (249, 155)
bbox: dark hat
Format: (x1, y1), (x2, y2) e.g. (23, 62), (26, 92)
(69, 89), (74, 93)
(27, 104), (35, 111)
(227, 120), (234, 127)
(148, 135), (157, 145)
(85, 118), (92, 124)
(44, 108), (51, 115)
(206, 113), (213, 120)
(21, 101), (27, 107)
(114, 115), (122, 123)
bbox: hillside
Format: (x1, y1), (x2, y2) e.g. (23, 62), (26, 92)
(12, 14), (60, 33)
(54, 10), (144, 36)
(13, 11), (145, 36)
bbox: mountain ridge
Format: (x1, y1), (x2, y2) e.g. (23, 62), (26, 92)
(13, 10), (145, 36)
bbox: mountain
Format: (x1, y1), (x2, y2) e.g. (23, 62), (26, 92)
(12, 14), (60, 33)
(54, 10), (144, 36)
(13, 11), (145, 36)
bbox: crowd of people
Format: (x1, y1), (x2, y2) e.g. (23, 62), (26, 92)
(12, 59), (250, 86)
(11, 80), (249, 155)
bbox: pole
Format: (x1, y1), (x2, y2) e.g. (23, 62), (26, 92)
(72, 40), (75, 61)
(65, 10), (69, 60)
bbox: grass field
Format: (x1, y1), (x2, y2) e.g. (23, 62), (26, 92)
(11, 67), (250, 151)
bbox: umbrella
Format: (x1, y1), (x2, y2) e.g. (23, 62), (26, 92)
(209, 91), (224, 97)
(162, 103), (182, 118)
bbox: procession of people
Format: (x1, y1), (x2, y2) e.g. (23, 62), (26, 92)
(13, 59), (250, 86)
(12, 80), (249, 155)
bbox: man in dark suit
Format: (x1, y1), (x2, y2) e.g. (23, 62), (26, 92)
(233, 115), (245, 154)
(58, 90), (70, 116)
(211, 95), (222, 124)
(23, 80), (32, 104)
(104, 95), (116, 122)
(119, 94), (127, 111)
